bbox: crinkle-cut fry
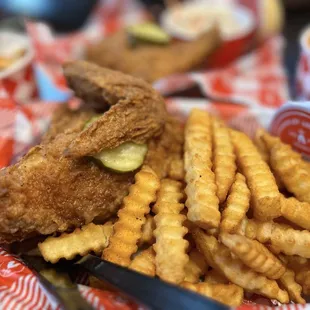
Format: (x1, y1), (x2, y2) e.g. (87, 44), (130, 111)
(212, 118), (236, 203)
(280, 195), (310, 230)
(213, 245), (289, 303)
(184, 249), (208, 283)
(220, 173), (250, 233)
(129, 247), (156, 277)
(283, 255), (310, 296)
(231, 130), (281, 221)
(153, 179), (189, 284)
(220, 233), (286, 280)
(263, 132), (310, 203)
(168, 158), (184, 181)
(254, 130), (285, 190)
(192, 228), (219, 269)
(103, 166), (160, 267)
(277, 255), (305, 304)
(279, 268), (306, 304)
(138, 215), (155, 246)
(254, 128), (270, 163)
(237, 217), (310, 258)
(39, 222), (113, 263)
(181, 282), (244, 307)
(205, 269), (229, 284)
(184, 109), (220, 229)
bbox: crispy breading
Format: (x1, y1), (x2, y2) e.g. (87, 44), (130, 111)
(63, 61), (167, 157)
(129, 247), (156, 277)
(103, 166), (160, 267)
(184, 110), (220, 229)
(213, 243), (289, 303)
(212, 118), (236, 203)
(86, 28), (219, 83)
(144, 115), (184, 179)
(237, 217), (310, 258)
(231, 130), (281, 221)
(153, 179), (189, 284)
(220, 233), (286, 279)
(39, 222), (113, 263)
(184, 249), (208, 284)
(42, 105), (96, 144)
(0, 134), (134, 243)
(181, 282), (244, 307)
(220, 173), (250, 233)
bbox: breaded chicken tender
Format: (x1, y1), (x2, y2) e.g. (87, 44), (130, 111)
(86, 28), (219, 83)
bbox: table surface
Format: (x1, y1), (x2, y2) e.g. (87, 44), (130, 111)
(283, 9), (309, 98)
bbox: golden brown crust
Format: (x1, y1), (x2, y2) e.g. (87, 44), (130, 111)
(86, 28), (219, 83)
(63, 61), (167, 157)
(0, 132), (134, 244)
(42, 104), (96, 144)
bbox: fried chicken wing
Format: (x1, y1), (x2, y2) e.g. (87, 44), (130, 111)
(0, 61), (179, 244)
(63, 61), (167, 157)
(86, 27), (219, 83)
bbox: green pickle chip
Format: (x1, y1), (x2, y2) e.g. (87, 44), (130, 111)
(127, 22), (171, 46)
(94, 142), (148, 173)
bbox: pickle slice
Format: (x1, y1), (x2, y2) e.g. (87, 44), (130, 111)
(84, 115), (101, 129)
(94, 142), (148, 173)
(127, 22), (171, 46)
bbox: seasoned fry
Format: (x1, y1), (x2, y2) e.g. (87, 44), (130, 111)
(184, 109), (220, 229)
(220, 233), (285, 279)
(181, 282), (244, 306)
(39, 222), (113, 263)
(139, 215), (155, 246)
(212, 118), (236, 203)
(254, 128), (270, 163)
(129, 247), (156, 277)
(284, 255), (310, 296)
(263, 133), (310, 203)
(280, 195), (310, 230)
(237, 217), (310, 258)
(168, 158), (184, 181)
(103, 166), (160, 267)
(277, 255), (305, 304)
(153, 179), (189, 284)
(205, 269), (229, 284)
(192, 228), (219, 269)
(231, 130), (281, 221)
(220, 173), (250, 233)
(213, 244), (289, 303)
(184, 249), (208, 283)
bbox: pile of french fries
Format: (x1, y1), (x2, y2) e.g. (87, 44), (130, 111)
(38, 109), (310, 306)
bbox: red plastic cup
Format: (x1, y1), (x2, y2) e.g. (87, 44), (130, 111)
(0, 31), (37, 102)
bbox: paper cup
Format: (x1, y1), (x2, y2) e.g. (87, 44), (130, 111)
(0, 31), (37, 101)
(161, 1), (256, 68)
(296, 26), (310, 100)
(270, 101), (310, 159)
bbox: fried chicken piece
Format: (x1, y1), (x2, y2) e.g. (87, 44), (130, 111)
(0, 131), (134, 244)
(86, 27), (219, 83)
(41, 105), (96, 144)
(63, 61), (167, 157)
(0, 61), (174, 244)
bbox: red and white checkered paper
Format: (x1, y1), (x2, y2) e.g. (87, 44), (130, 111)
(0, 0), (297, 309)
